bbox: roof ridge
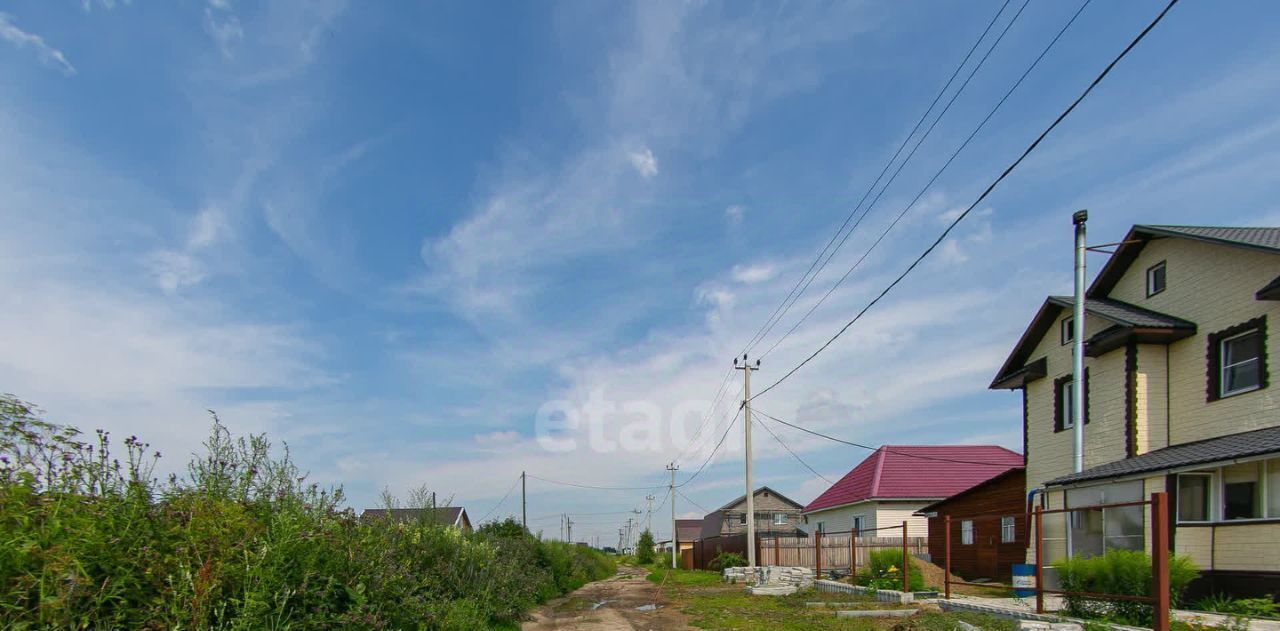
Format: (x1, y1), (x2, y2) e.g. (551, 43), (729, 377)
(869, 446), (887, 497)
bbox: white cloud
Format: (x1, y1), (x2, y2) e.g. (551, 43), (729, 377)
(627, 147), (658, 178)
(147, 206), (231, 293)
(475, 430), (521, 445)
(203, 7), (244, 59)
(731, 262), (778, 284)
(725, 205), (744, 226)
(0, 13), (76, 76)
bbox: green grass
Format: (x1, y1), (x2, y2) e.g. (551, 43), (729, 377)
(643, 563), (724, 587)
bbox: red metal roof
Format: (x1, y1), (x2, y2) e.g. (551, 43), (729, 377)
(802, 445), (1023, 513)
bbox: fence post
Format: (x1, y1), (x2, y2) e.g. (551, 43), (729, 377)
(1152, 492), (1170, 631)
(850, 531), (857, 576)
(756, 534), (762, 569)
(944, 514), (951, 600)
(815, 530), (822, 577)
(1034, 505), (1044, 614)
(902, 521), (909, 593)
(774, 535), (780, 567)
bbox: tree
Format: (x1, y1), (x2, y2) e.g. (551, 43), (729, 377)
(636, 529), (656, 564)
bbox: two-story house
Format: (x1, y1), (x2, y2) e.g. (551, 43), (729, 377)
(991, 225), (1280, 599)
(699, 486), (806, 539)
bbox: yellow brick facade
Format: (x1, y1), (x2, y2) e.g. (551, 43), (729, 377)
(1011, 231), (1280, 576)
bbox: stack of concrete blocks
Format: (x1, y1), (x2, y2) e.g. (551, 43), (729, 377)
(722, 566), (815, 596)
(813, 579), (915, 604)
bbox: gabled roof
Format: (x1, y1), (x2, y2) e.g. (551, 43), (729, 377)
(716, 486), (803, 511)
(803, 445), (1023, 513)
(675, 519), (702, 542)
(360, 506), (469, 527)
(1046, 425), (1280, 486)
(917, 467), (1026, 514)
(990, 296), (1195, 389)
(1089, 225), (1280, 297)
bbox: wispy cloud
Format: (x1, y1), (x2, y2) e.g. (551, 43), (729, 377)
(627, 147), (658, 178)
(147, 206), (231, 293)
(0, 13), (76, 76)
(203, 5), (243, 59)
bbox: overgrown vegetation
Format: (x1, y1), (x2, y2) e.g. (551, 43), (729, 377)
(1051, 548), (1199, 626)
(0, 395), (614, 629)
(707, 550), (747, 571)
(854, 548), (926, 592)
(1191, 593), (1280, 619)
(636, 528), (656, 564)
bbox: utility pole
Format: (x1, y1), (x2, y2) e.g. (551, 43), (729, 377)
(521, 471), (527, 531)
(618, 528), (624, 553)
(667, 462), (679, 569)
(566, 515), (573, 543)
(645, 494), (655, 533)
(1072, 210), (1087, 474)
(734, 353), (760, 568)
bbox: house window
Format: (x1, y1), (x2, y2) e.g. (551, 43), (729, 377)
(1000, 516), (1016, 543)
(1061, 380), (1076, 430)
(1177, 473), (1213, 523)
(1208, 318), (1268, 401)
(1061, 317), (1074, 345)
(816, 521), (825, 534)
(1221, 330), (1264, 397)
(1066, 481), (1143, 557)
(851, 516), (865, 536)
(1223, 462), (1263, 521)
(773, 513), (787, 526)
(1146, 261), (1166, 297)
(960, 520), (974, 545)
(739, 513), (747, 526)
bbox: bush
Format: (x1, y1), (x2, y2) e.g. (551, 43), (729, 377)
(707, 551), (747, 571)
(1051, 549), (1200, 626)
(0, 395), (616, 629)
(636, 529), (656, 564)
(855, 548), (925, 592)
(1192, 593), (1280, 619)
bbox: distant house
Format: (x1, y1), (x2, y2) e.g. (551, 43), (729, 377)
(359, 507), (473, 532)
(659, 519), (703, 555)
(802, 445), (1022, 537)
(700, 486), (805, 539)
(917, 467), (1027, 580)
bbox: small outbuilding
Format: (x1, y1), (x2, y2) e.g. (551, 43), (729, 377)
(917, 467), (1026, 581)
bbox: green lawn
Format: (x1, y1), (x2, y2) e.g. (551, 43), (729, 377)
(635, 564), (1019, 630)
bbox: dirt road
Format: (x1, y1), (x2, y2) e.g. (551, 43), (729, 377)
(522, 565), (690, 630)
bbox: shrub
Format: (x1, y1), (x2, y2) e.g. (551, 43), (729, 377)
(1192, 593), (1280, 619)
(1051, 549), (1200, 626)
(636, 529), (656, 564)
(856, 548), (925, 592)
(0, 395), (616, 629)
(707, 551), (747, 571)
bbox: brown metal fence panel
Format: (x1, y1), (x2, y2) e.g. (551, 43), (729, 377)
(691, 533), (750, 570)
(758, 533), (927, 571)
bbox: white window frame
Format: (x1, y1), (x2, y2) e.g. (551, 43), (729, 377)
(1000, 516), (1016, 543)
(1220, 330), (1263, 397)
(960, 520), (974, 545)
(851, 516), (865, 536)
(1146, 261), (1166, 297)
(1220, 461), (1267, 522)
(773, 513), (787, 526)
(1176, 472), (1214, 524)
(1061, 317), (1074, 345)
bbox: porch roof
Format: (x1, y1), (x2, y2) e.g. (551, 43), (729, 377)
(1045, 425), (1280, 486)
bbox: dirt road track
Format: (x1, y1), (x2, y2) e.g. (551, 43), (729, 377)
(522, 566), (690, 630)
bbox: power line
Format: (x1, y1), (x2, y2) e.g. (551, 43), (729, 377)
(757, 0), (1051, 361)
(755, 408), (1019, 468)
(676, 488), (712, 515)
(752, 416), (835, 485)
(525, 473), (666, 492)
(675, 404), (743, 488)
(741, 0), (1016, 358)
(476, 475), (522, 523)
(751, 0), (1177, 401)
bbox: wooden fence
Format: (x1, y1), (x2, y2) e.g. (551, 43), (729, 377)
(758, 533), (928, 572)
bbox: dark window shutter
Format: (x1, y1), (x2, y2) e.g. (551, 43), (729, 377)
(1084, 368), (1091, 425)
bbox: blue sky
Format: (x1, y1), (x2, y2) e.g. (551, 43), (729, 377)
(3, 0), (1280, 545)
